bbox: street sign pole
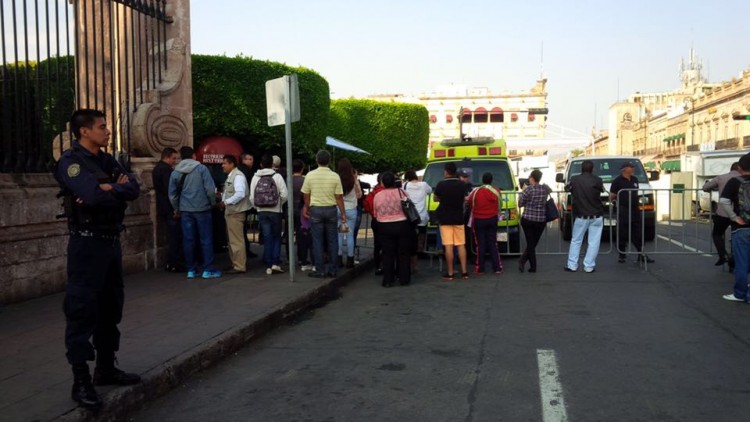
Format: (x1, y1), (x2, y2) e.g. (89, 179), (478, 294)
(266, 74), (300, 282)
(284, 75), (296, 283)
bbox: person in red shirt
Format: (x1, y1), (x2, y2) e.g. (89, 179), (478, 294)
(466, 172), (503, 274)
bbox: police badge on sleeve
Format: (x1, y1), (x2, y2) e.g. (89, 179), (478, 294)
(67, 163), (81, 178)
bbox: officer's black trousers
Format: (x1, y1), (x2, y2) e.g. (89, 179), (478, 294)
(617, 214), (643, 254)
(64, 235), (124, 365)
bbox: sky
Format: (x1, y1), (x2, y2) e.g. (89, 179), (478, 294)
(190, 0), (750, 135)
(2, 0), (750, 133)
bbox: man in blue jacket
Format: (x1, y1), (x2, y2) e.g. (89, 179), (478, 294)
(169, 146), (222, 279)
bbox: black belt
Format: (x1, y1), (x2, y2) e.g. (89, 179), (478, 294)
(576, 215), (602, 219)
(70, 229), (120, 240)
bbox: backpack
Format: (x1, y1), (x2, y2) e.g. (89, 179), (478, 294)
(737, 177), (750, 221)
(254, 174), (279, 207)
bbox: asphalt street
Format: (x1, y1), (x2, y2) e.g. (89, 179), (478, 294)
(132, 223), (747, 422)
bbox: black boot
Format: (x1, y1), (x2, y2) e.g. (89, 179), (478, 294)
(71, 363), (102, 410)
(637, 254), (655, 264)
(337, 255), (344, 268)
(93, 352), (141, 386)
(346, 256), (355, 269)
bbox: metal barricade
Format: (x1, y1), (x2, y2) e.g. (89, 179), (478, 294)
(615, 188), (719, 270)
(410, 187), (721, 272)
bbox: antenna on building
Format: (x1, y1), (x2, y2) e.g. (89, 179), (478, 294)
(593, 103), (597, 132)
(617, 77), (620, 101)
(540, 40), (545, 79)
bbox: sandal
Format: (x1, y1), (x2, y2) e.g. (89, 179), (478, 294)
(441, 273), (455, 281)
(461, 272), (469, 280)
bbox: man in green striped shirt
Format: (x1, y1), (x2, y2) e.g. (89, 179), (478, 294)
(301, 150), (345, 278)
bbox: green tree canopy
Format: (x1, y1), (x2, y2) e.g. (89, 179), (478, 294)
(327, 99), (428, 173)
(192, 54), (330, 159)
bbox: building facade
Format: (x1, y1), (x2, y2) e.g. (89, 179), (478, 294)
(370, 79), (549, 156)
(605, 49), (750, 169)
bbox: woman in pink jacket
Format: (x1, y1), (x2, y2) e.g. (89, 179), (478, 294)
(373, 172), (414, 287)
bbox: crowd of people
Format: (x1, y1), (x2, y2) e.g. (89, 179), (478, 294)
(56, 108), (749, 411)
(152, 145), (750, 293)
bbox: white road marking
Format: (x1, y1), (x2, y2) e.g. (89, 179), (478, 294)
(537, 349), (569, 422)
(656, 235), (710, 255)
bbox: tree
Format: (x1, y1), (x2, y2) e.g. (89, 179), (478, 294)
(327, 99), (429, 173)
(192, 55), (330, 159)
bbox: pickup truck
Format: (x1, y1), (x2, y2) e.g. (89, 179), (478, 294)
(555, 156), (659, 241)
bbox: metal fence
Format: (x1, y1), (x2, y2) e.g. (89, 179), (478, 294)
(0, 0), (171, 173)
(419, 187), (720, 270)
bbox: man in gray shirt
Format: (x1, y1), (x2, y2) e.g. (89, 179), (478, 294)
(564, 160), (605, 272)
(703, 162), (740, 268)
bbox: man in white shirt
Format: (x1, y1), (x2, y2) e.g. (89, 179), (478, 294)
(220, 155), (251, 273)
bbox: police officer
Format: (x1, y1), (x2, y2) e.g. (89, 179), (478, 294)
(610, 161), (654, 264)
(54, 109), (141, 409)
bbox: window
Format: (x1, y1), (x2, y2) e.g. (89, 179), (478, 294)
(461, 108), (472, 123)
(489, 107), (503, 123)
(473, 107), (488, 123)
(446, 114), (453, 123)
(423, 160), (514, 190)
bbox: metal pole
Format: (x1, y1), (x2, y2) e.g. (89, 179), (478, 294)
(285, 75), (295, 282)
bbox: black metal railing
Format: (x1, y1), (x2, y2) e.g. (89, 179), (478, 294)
(0, 0), (172, 173)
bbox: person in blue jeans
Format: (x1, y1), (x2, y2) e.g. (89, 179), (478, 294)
(719, 153), (750, 302)
(250, 155), (288, 275)
(336, 158), (362, 269)
(169, 146), (222, 279)
(565, 160), (606, 273)
(301, 150), (346, 278)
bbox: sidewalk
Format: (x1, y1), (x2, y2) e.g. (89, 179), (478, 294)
(0, 251), (372, 421)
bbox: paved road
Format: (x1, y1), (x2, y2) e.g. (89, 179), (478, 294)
(133, 223), (747, 422)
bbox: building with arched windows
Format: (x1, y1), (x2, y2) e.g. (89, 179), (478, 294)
(369, 79), (549, 156)
(605, 49), (750, 171)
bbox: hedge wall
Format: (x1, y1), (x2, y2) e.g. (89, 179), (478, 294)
(327, 99), (428, 173)
(192, 55), (330, 159)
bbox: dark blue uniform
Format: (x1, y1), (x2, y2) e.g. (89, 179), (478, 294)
(610, 175), (643, 254)
(54, 141), (140, 365)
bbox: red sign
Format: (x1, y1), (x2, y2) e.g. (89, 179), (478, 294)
(196, 136), (243, 164)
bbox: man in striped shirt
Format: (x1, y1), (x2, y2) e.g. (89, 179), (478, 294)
(301, 150), (346, 278)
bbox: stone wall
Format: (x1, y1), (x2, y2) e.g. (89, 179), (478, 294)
(0, 171), (157, 304)
(0, 0), (191, 304)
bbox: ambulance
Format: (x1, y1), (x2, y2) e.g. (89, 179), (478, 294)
(423, 137), (521, 254)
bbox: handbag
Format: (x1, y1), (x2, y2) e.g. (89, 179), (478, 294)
(399, 190), (421, 225)
(545, 193), (559, 222)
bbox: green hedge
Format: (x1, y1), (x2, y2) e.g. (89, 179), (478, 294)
(192, 55), (330, 159)
(327, 99), (428, 173)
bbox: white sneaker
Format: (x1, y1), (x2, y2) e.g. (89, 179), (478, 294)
(722, 294), (745, 302)
(271, 265), (285, 273)
(266, 267), (273, 275)
(300, 264), (314, 271)
(584, 267), (595, 273)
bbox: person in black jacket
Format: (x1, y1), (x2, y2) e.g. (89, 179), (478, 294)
(152, 147), (183, 272)
(564, 160), (605, 273)
(54, 109), (142, 409)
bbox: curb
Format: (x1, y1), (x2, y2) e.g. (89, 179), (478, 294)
(58, 258), (375, 421)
